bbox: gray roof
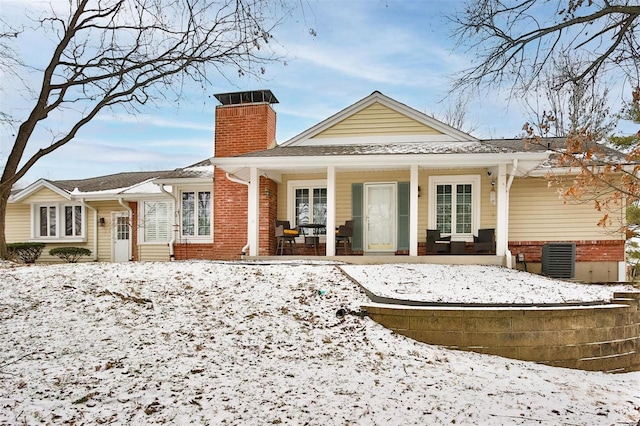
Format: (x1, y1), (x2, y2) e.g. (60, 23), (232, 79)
(229, 137), (627, 164)
(233, 141), (516, 158)
(50, 159), (212, 193)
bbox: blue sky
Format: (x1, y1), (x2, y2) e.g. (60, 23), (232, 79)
(0, 0), (629, 186)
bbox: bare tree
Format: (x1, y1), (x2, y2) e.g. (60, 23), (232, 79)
(524, 55), (616, 139)
(0, 0), (295, 259)
(451, 0), (640, 93)
(452, 1), (640, 229)
(435, 95), (479, 135)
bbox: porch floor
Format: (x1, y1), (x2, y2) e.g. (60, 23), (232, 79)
(245, 255), (506, 266)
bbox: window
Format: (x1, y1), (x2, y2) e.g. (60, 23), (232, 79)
(33, 204), (84, 239)
(289, 181), (327, 233)
(181, 190), (211, 237)
(429, 175), (480, 237)
(143, 201), (173, 243)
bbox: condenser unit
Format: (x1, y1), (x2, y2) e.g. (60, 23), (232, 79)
(541, 242), (575, 279)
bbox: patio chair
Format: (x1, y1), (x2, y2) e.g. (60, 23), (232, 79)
(275, 220), (298, 255)
(335, 220), (354, 255)
(426, 229), (450, 254)
(473, 228), (495, 253)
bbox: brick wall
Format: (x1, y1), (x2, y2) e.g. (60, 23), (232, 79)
(213, 102), (277, 260)
(260, 177), (278, 256)
(508, 240), (624, 262)
(214, 104), (276, 157)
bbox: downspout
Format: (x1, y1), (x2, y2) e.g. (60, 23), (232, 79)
(504, 159), (518, 268)
(225, 172), (251, 255)
(80, 199), (99, 261)
(118, 198), (133, 261)
(158, 185), (177, 261)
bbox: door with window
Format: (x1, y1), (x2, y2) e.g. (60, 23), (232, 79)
(112, 212), (130, 262)
(429, 175), (480, 239)
(364, 183), (396, 252)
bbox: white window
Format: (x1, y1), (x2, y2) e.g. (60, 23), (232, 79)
(288, 180), (327, 233)
(32, 204), (84, 240)
(143, 201), (173, 243)
(428, 175), (480, 238)
(181, 190), (211, 238)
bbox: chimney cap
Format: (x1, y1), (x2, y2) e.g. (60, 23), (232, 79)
(214, 89), (278, 106)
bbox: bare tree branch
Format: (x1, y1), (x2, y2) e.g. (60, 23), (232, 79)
(0, 0), (298, 258)
(451, 1), (640, 94)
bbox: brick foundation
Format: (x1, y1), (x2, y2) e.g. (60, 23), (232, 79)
(508, 240), (624, 263)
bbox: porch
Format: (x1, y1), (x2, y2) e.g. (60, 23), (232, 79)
(244, 254), (506, 267)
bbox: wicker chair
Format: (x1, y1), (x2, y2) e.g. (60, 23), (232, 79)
(335, 220), (354, 255)
(473, 228), (495, 253)
(426, 229), (450, 254)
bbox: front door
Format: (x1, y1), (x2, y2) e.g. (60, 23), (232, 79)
(364, 183), (396, 252)
(112, 212), (130, 262)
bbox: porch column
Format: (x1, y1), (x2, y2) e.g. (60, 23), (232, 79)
(410, 165), (419, 256)
(325, 165), (336, 256)
(248, 167), (260, 256)
(495, 163), (508, 257)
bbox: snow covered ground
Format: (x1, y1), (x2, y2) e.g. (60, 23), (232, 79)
(341, 263), (634, 304)
(0, 260), (638, 425)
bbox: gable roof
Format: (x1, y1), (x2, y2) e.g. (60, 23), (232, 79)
(281, 91), (477, 146)
(10, 160), (213, 202)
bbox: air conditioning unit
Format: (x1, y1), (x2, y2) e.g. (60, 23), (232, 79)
(541, 242), (575, 279)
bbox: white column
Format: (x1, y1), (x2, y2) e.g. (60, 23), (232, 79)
(326, 166), (336, 256)
(495, 163), (508, 257)
(410, 165), (419, 256)
(248, 167), (260, 256)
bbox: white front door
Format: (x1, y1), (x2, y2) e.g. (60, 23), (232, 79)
(112, 212), (130, 262)
(364, 183), (396, 252)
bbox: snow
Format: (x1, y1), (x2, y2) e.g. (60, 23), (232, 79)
(341, 263), (634, 304)
(0, 260), (638, 425)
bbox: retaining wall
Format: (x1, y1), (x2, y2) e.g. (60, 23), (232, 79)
(363, 292), (640, 372)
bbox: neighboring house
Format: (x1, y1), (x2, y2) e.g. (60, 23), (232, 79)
(6, 90), (627, 282)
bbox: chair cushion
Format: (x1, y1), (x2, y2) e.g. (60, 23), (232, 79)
(283, 229), (299, 236)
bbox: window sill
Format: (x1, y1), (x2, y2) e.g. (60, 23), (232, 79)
(30, 238), (86, 244)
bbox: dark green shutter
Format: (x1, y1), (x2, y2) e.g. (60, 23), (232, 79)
(397, 182), (410, 251)
(351, 183), (363, 251)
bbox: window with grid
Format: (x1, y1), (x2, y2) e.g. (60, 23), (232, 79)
(430, 175), (479, 237)
(292, 184), (327, 233)
(181, 191), (211, 237)
(34, 204), (84, 239)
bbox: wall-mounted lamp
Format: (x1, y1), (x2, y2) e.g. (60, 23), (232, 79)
(489, 180), (496, 205)
(265, 187), (271, 197)
(99, 217), (106, 227)
(417, 186), (422, 198)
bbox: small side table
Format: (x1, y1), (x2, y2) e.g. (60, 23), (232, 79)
(450, 241), (466, 255)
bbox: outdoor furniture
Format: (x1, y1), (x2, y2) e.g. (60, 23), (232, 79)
(335, 220), (354, 255)
(450, 241), (466, 255)
(298, 223), (325, 255)
(473, 228), (495, 253)
(275, 220), (298, 255)
(426, 229), (451, 254)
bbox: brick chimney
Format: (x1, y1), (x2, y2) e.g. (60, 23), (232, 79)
(212, 90), (278, 259)
(213, 90), (278, 156)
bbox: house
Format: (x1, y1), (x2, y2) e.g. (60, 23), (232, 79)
(5, 90), (626, 282)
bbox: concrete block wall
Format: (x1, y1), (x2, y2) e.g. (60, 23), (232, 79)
(363, 291), (640, 372)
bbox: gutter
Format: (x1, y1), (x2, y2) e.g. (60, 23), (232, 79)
(80, 199), (99, 261)
(118, 198), (133, 261)
(158, 185), (177, 261)
(225, 172), (251, 255)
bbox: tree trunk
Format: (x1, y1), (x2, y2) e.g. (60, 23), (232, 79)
(0, 186), (10, 259)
